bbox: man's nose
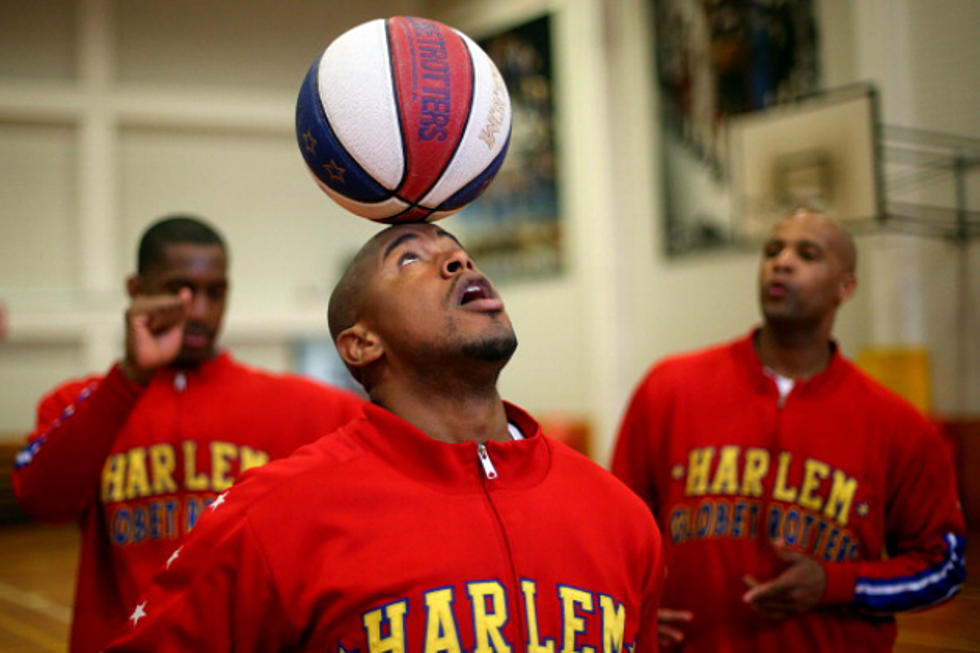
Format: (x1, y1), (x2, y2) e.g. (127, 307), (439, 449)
(441, 249), (475, 277)
(187, 289), (210, 316)
(771, 248), (797, 271)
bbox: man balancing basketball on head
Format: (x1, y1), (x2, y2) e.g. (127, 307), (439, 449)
(12, 215), (365, 653)
(612, 208), (966, 651)
(107, 222), (665, 652)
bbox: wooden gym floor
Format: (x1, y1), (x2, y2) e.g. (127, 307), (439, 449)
(0, 524), (977, 651)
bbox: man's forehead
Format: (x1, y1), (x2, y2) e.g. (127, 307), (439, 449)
(153, 242), (226, 273)
(770, 212), (836, 243)
(373, 223), (461, 259)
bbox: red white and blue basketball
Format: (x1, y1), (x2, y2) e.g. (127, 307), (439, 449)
(296, 17), (512, 223)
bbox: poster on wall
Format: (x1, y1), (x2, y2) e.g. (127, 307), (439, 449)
(652, 0), (820, 254)
(452, 14), (561, 281)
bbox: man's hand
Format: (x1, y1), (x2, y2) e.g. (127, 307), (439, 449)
(742, 539), (826, 619)
(121, 289), (192, 384)
(657, 608), (693, 648)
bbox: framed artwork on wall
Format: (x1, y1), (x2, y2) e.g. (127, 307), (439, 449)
(452, 14), (562, 281)
(651, 0), (821, 255)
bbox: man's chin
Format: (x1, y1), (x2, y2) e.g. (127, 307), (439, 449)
(176, 346), (215, 367)
(462, 334), (518, 363)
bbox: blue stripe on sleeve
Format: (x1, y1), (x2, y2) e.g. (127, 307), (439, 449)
(854, 532), (966, 612)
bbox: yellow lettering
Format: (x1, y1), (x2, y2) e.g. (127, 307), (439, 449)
(598, 594), (625, 653)
(183, 441), (209, 491)
(101, 453), (126, 502)
(772, 452), (797, 502)
(685, 447), (714, 496)
(149, 444), (177, 494)
(363, 600), (408, 653)
(799, 459), (829, 512)
(740, 448), (769, 497)
(240, 446), (269, 472)
(521, 580), (554, 653)
(559, 586), (595, 653)
(709, 445), (740, 494)
(124, 447), (151, 499)
(824, 470), (858, 526)
(468, 581), (511, 653)
(423, 588), (461, 653)
(210, 442), (238, 491)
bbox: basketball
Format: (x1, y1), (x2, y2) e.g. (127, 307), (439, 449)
(295, 17), (512, 223)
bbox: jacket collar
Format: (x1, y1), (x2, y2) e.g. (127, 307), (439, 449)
(350, 401), (551, 494)
(152, 350), (235, 389)
(735, 328), (848, 398)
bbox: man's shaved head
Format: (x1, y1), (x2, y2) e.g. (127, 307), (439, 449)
(777, 208), (857, 274)
(328, 230), (388, 343)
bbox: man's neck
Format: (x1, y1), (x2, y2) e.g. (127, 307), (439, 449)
(370, 377), (510, 444)
(754, 324), (833, 380)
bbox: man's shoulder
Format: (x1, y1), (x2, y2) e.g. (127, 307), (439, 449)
(547, 438), (657, 516)
(836, 357), (932, 425)
(207, 420), (370, 517)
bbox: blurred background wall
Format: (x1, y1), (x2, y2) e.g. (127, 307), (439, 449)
(0, 0), (977, 465)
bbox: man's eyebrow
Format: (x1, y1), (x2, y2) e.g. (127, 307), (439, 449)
(382, 229), (463, 261)
(383, 232), (420, 260)
(433, 228), (462, 248)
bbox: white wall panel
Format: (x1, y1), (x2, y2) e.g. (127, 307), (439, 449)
(0, 123), (78, 304)
(117, 126), (379, 317)
(114, 0), (424, 93)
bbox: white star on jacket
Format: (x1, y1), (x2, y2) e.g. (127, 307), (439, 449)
(166, 546), (183, 569)
(209, 491), (228, 511)
(129, 601), (148, 626)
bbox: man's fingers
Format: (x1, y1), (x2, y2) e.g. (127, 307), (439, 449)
(743, 574), (760, 588)
(658, 624), (687, 644)
(743, 574), (792, 604)
(771, 538), (805, 563)
(129, 294), (189, 334)
(658, 608), (694, 623)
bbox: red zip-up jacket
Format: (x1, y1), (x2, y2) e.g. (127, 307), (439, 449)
(12, 352), (365, 652)
(107, 402), (664, 652)
(612, 331), (966, 652)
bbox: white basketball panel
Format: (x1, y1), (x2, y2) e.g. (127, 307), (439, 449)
(319, 19), (404, 190)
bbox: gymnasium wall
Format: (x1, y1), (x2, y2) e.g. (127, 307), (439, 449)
(0, 1), (977, 465)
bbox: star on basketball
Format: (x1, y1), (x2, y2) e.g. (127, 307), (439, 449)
(302, 129), (318, 154)
(129, 600), (148, 626)
(322, 159), (346, 184)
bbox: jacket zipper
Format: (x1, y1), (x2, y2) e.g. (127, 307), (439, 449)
(477, 443), (498, 479)
(475, 443), (529, 649)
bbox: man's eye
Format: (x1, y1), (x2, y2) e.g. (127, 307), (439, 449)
(398, 252), (420, 267)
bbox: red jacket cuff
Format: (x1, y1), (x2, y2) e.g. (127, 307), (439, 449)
(820, 562), (857, 605)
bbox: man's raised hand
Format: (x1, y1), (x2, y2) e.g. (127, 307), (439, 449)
(121, 289), (192, 384)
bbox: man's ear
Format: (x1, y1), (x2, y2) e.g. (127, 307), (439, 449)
(126, 275), (142, 299)
(838, 272), (857, 304)
(336, 323), (384, 370)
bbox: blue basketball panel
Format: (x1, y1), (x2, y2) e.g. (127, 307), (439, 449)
(295, 60), (393, 203)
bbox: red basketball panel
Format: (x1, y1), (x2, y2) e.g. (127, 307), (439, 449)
(386, 16), (474, 205)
